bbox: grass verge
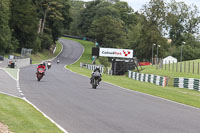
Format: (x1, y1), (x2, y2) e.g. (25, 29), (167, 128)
(31, 42), (62, 64)
(64, 37), (200, 108)
(0, 94), (62, 133)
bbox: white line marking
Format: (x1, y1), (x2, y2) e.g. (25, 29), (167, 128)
(50, 41), (64, 62)
(23, 98), (69, 133)
(0, 91), (21, 99)
(2, 68), (18, 81)
(0, 92), (68, 132)
(17, 69), (20, 81)
(63, 39), (85, 70)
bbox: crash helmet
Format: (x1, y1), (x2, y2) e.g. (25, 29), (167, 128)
(96, 66), (100, 69)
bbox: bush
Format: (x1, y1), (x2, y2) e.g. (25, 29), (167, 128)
(40, 34), (53, 50)
(98, 57), (110, 67)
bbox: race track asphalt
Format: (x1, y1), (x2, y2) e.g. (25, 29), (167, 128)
(19, 39), (200, 133)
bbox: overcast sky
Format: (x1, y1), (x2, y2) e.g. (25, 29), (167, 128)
(83, 0), (200, 11)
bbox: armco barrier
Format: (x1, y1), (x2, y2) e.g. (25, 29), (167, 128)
(15, 58), (30, 68)
(128, 71), (168, 87)
(80, 62), (104, 73)
(174, 78), (200, 91)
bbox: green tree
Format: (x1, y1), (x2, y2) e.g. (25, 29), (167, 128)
(68, 0), (85, 36)
(32, 0), (71, 50)
(10, 0), (39, 52)
(142, 0), (167, 36)
(112, 1), (134, 26)
(0, 0), (12, 54)
(79, 0), (102, 35)
(128, 14), (167, 59)
(88, 16), (128, 48)
(166, 0), (200, 46)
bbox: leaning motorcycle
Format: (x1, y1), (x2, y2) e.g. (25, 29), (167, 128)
(91, 71), (100, 89)
(36, 68), (45, 81)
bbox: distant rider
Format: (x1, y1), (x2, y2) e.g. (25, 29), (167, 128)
(57, 57), (60, 64)
(90, 66), (102, 85)
(47, 60), (51, 68)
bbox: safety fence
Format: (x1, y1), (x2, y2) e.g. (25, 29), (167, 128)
(80, 63), (104, 73)
(174, 78), (200, 91)
(128, 71), (168, 87)
(156, 60), (200, 75)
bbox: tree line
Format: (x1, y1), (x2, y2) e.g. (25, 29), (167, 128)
(67, 0), (200, 61)
(0, 0), (71, 55)
(1, 0), (200, 61)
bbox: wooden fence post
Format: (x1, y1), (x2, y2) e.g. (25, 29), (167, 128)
(188, 62), (190, 73)
(184, 62), (186, 73)
(193, 62), (194, 74)
(180, 62), (182, 72)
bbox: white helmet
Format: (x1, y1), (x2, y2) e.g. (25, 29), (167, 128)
(96, 66), (100, 69)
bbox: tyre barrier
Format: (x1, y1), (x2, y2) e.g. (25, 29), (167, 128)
(128, 71), (168, 87)
(80, 62), (104, 74)
(174, 78), (200, 91)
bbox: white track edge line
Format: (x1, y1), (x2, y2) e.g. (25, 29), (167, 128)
(51, 41), (64, 62)
(2, 68), (18, 81)
(64, 39), (85, 70)
(0, 91), (21, 99)
(0, 92), (68, 133)
(23, 98), (69, 133)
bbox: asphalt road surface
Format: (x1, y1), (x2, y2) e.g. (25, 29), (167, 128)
(0, 69), (21, 97)
(19, 39), (200, 133)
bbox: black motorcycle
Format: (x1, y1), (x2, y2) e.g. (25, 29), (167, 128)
(91, 71), (101, 89)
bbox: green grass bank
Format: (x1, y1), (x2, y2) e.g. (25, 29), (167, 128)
(31, 42), (62, 64)
(0, 94), (62, 133)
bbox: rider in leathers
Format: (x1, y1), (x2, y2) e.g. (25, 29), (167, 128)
(36, 62), (46, 75)
(90, 66), (102, 85)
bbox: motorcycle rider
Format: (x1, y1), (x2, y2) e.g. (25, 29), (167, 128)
(47, 60), (51, 69)
(90, 66), (102, 85)
(36, 62), (46, 75)
(57, 57), (60, 64)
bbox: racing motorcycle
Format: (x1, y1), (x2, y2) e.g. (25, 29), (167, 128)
(47, 62), (51, 69)
(36, 68), (45, 81)
(91, 71), (101, 89)
(57, 58), (60, 64)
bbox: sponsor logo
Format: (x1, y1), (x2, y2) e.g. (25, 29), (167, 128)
(123, 50), (131, 56)
(102, 51), (122, 55)
(102, 50), (131, 56)
(100, 48), (133, 58)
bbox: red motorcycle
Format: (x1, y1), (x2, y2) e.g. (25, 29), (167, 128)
(36, 68), (45, 81)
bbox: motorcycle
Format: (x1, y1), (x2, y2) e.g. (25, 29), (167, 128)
(57, 58), (60, 64)
(36, 68), (45, 81)
(91, 71), (101, 89)
(47, 62), (51, 69)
